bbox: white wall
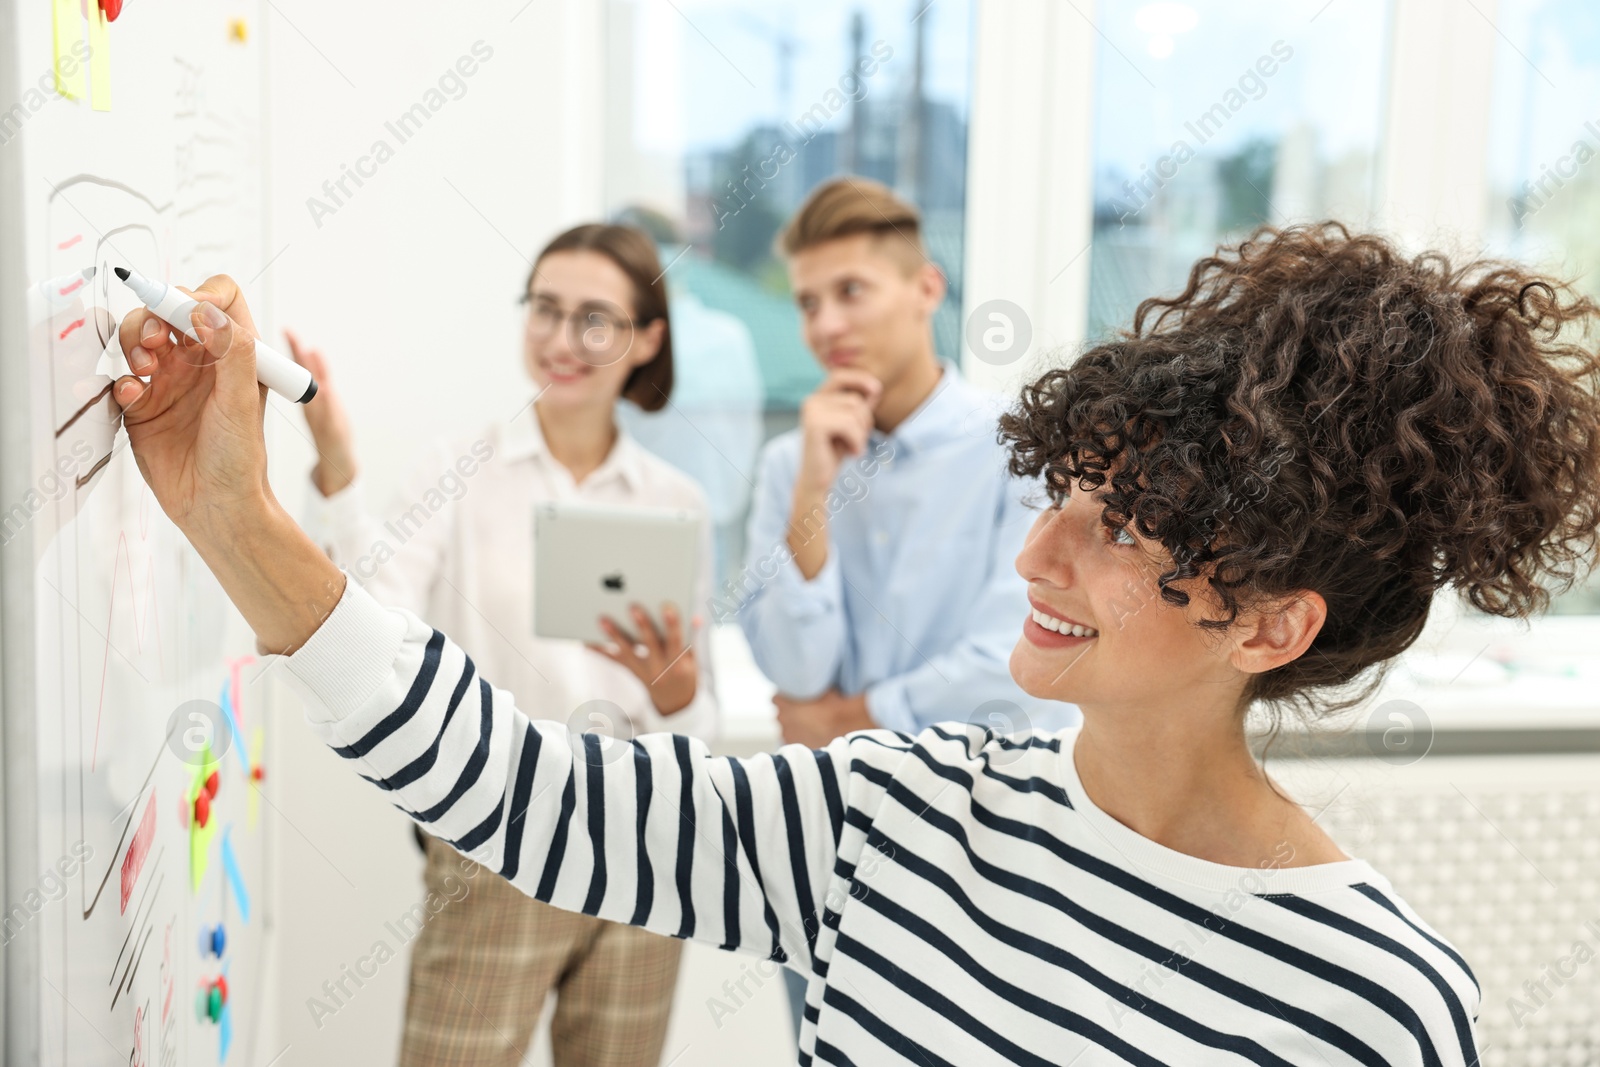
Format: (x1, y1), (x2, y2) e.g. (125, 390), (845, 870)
(260, 0), (604, 500)
(1376, 0), (1499, 251)
(962, 0), (1097, 394)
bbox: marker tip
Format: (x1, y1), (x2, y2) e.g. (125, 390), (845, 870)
(113, 266), (130, 281)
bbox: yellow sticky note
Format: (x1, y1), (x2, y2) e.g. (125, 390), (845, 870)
(51, 0), (84, 100)
(87, 3), (111, 112)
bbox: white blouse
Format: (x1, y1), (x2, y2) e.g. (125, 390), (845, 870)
(303, 405), (719, 744)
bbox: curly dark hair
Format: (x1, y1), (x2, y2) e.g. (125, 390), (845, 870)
(1000, 222), (1600, 719)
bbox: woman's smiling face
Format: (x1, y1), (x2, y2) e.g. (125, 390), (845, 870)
(521, 249), (661, 410)
(1008, 477), (1244, 715)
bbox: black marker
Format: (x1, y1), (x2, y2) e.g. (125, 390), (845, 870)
(113, 268), (317, 403)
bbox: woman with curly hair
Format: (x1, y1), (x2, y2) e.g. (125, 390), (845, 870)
(110, 223), (1600, 1065)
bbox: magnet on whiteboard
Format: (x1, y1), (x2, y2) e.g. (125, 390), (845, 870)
(198, 923), (227, 958)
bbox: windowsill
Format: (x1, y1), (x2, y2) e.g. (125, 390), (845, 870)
(1255, 606), (1600, 757)
(710, 606), (1600, 761)
(1377, 606), (1600, 729)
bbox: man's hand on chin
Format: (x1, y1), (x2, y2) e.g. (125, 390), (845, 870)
(774, 689), (876, 748)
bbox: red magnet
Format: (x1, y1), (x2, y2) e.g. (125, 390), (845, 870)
(100, 0), (122, 21)
(193, 790), (211, 829)
(203, 771), (219, 797)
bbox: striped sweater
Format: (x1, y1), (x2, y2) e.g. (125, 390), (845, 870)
(281, 580), (1481, 1066)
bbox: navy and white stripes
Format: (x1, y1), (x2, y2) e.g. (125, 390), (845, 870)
(284, 581), (1480, 1066)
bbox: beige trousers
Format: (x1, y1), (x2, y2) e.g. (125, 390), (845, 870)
(398, 832), (684, 1067)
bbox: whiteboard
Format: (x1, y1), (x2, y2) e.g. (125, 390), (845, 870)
(0, 1), (274, 1064)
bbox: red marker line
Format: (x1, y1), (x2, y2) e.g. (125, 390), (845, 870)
(59, 276), (87, 296)
(58, 317), (86, 340)
(227, 655), (257, 724)
(58, 234), (83, 250)
(120, 793), (157, 914)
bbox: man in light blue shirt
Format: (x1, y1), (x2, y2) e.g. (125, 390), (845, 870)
(733, 176), (1078, 746)
(736, 365), (1077, 739)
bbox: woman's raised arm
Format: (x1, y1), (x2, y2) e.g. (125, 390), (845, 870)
(112, 278), (908, 970)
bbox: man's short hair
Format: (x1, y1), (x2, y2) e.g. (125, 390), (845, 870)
(776, 177), (927, 275)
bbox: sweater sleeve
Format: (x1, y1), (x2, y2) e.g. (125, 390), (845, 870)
(277, 577), (913, 970)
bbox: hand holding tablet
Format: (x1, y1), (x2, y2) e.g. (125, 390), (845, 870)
(532, 502), (704, 715)
(588, 601), (699, 715)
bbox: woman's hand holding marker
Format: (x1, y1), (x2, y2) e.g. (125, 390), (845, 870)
(111, 277), (346, 656)
(115, 267), (318, 404)
(114, 275), (272, 527)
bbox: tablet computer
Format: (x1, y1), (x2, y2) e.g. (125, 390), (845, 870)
(532, 501), (702, 644)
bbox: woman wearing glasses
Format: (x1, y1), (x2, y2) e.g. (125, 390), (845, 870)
(285, 223), (716, 1067)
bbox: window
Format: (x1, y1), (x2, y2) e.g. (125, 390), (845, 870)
(603, 0), (975, 583)
(1482, 0), (1600, 614)
(1085, 0), (1391, 341)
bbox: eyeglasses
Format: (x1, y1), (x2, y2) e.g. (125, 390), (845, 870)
(519, 294), (641, 342)
(517, 291), (661, 368)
